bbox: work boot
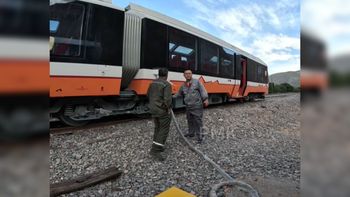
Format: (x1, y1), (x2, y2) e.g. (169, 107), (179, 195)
(184, 133), (194, 137)
(197, 135), (203, 144)
(151, 144), (165, 152)
(149, 151), (166, 162)
(159, 146), (165, 152)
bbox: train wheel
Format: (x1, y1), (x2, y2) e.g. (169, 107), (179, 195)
(59, 106), (89, 127)
(248, 93), (259, 102)
(248, 94), (256, 101)
(59, 113), (89, 127)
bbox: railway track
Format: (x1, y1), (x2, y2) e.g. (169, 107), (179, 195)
(50, 115), (150, 135)
(50, 95), (286, 134)
(50, 108), (190, 134)
(265, 93), (296, 98)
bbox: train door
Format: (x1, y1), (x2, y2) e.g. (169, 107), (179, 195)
(238, 58), (247, 96)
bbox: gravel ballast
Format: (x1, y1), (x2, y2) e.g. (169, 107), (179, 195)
(50, 93), (300, 196)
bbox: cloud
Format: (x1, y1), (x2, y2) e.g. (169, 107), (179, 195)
(182, 0), (300, 73)
(213, 5), (263, 37)
(249, 34), (300, 74)
(302, 0), (350, 56)
(246, 38), (300, 74)
(266, 7), (281, 27)
(268, 58), (300, 74)
(183, 0), (210, 15)
(252, 34), (300, 54)
(184, 0), (298, 34)
(276, 0), (300, 9)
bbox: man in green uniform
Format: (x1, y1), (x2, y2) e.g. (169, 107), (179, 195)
(147, 68), (172, 161)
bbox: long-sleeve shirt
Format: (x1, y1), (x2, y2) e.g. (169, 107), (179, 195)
(147, 78), (172, 117)
(174, 78), (208, 109)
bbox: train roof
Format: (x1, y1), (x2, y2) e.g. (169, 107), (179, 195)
(126, 3), (267, 66)
(50, 0), (124, 11)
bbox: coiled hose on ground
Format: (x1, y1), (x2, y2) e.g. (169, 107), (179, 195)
(170, 109), (260, 197)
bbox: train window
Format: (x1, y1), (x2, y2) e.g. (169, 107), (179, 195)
(85, 4), (124, 65)
(141, 19), (167, 69)
(301, 32), (326, 70)
(247, 59), (257, 82)
(168, 28), (196, 72)
(219, 47), (234, 78)
(200, 39), (219, 76)
(235, 54), (242, 80)
(263, 66), (268, 83)
(50, 20), (59, 33)
(259, 65), (268, 83)
(261, 66), (265, 83)
(50, 3), (85, 57)
(257, 65), (263, 82)
(0, 0), (48, 38)
(254, 63), (258, 82)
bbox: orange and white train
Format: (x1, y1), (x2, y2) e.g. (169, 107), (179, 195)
(300, 31), (328, 100)
(49, 0), (269, 126)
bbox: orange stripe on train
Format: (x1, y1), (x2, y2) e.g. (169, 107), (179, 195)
(128, 78), (236, 96)
(300, 72), (328, 90)
(50, 76), (121, 97)
(243, 86), (268, 96)
(0, 60), (49, 94)
(128, 76), (267, 98)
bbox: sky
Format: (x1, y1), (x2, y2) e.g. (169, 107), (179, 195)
(112, 0), (300, 74)
(302, 0), (350, 58)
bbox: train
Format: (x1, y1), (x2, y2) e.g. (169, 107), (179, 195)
(49, 0), (269, 126)
(300, 31), (328, 100)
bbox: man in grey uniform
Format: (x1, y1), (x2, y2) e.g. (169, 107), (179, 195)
(147, 68), (172, 161)
(174, 69), (209, 143)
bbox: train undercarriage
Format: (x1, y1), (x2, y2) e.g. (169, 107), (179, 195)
(50, 92), (265, 127)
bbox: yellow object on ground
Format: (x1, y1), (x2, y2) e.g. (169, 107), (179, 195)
(155, 186), (196, 197)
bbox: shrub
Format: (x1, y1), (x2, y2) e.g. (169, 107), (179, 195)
(268, 82), (297, 93)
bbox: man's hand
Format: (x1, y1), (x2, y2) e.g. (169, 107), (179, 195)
(203, 99), (209, 107)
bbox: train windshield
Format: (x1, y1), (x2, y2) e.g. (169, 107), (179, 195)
(50, 3), (85, 57)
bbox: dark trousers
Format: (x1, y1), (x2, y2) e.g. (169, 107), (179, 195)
(186, 107), (204, 141)
(151, 113), (172, 153)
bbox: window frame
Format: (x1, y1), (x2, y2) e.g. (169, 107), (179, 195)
(50, 2), (87, 60)
(198, 38), (219, 77)
(168, 27), (197, 72)
(219, 47), (235, 79)
(84, 4), (124, 66)
(247, 59), (257, 82)
(50, 2), (125, 66)
(140, 18), (168, 69)
(140, 18), (267, 81)
(0, 0), (48, 38)
(235, 54), (242, 80)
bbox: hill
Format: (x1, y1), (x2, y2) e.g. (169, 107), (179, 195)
(269, 71), (300, 87)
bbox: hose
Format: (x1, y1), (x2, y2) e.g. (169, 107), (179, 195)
(170, 109), (260, 197)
